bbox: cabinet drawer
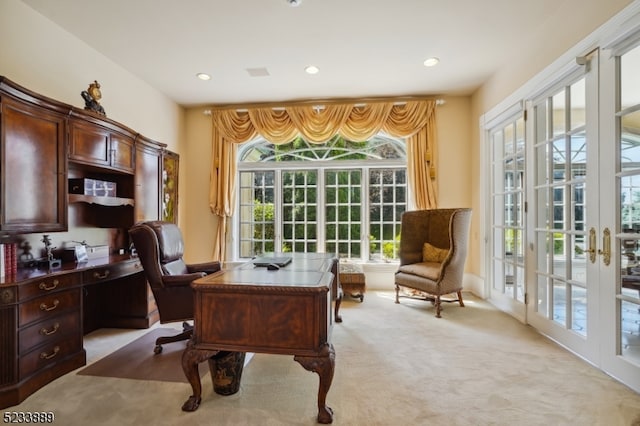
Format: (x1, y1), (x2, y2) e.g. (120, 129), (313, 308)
(18, 289), (80, 327)
(19, 337), (82, 378)
(19, 273), (80, 302)
(83, 260), (141, 285)
(19, 310), (81, 354)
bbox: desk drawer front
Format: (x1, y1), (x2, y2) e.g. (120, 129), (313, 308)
(19, 337), (82, 378)
(18, 289), (80, 327)
(19, 310), (81, 354)
(19, 273), (79, 302)
(196, 292), (327, 353)
(83, 261), (140, 284)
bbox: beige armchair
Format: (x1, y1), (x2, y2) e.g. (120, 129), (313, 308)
(395, 208), (472, 317)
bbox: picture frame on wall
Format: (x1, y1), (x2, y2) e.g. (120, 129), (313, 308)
(162, 151), (179, 224)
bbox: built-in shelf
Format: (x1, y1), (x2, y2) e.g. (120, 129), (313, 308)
(68, 194), (134, 207)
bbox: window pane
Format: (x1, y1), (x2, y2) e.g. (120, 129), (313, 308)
(325, 169), (363, 259)
(369, 168), (405, 260)
(238, 171), (275, 257)
(238, 135), (407, 260)
(282, 170), (317, 253)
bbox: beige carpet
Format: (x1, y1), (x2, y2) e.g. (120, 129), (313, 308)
(8, 291), (640, 425)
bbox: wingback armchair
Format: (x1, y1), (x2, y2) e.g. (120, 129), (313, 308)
(129, 221), (222, 353)
(395, 208), (472, 317)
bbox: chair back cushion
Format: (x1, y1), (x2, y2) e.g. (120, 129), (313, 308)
(129, 221), (189, 290)
(399, 209), (457, 265)
(146, 221), (189, 275)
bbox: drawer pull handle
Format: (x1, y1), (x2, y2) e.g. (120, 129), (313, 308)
(93, 270), (110, 279)
(40, 322), (60, 336)
(39, 299), (59, 312)
(39, 279), (59, 291)
(40, 346), (60, 360)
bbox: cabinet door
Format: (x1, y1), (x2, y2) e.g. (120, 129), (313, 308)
(110, 133), (135, 173)
(69, 120), (110, 167)
(1, 98), (67, 233)
(135, 143), (161, 222)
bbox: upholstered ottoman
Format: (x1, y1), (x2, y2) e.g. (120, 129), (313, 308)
(339, 262), (366, 302)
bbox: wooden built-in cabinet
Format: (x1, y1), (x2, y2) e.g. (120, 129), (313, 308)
(0, 81), (68, 234)
(68, 117), (136, 174)
(0, 77), (177, 408)
(135, 137), (163, 223)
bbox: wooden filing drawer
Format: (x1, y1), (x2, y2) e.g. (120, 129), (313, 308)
(19, 310), (81, 354)
(83, 260), (141, 285)
(19, 337), (82, 378)
(18, 272), (80, 302)
(18, 289), (80, 327)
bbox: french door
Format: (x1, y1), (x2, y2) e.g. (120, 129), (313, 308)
(528, 63), (600, 362)
(598, 41), (640, 390)
(528, 45), (640, 391)
(489, 40), (640, 392)
(489, 114), (527, 321)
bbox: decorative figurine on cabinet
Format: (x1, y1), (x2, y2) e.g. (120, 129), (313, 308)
(81, 80), (106, 116)
(41, 234), (61, 269)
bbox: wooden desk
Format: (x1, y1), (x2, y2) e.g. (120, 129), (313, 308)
(182, 253), (337, 424)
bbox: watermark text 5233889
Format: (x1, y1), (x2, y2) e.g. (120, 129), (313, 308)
(3, 412), (55, 423)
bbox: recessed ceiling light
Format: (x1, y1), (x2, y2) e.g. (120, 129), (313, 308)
(423, 57), (440, 67)
(196, 73), (211, 81)
(305, 65), (319, 75)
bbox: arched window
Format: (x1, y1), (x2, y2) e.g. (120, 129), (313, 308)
(236, 133), (408, 261)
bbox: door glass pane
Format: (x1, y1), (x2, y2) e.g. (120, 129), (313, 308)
(570, 133), (587, 180)
(538, 275), (549, 317)
(621, 44), (640, 111)
(553, 279), (567, 327)
(620, 110), (640, 172)
(571, 284), (587, 336)
(491, 117), (525, 302)
(535, 78), (588, 332)
(620, 175), (640, 232)
(552, 91), (566, 136)
(619, 44), (640, 364)
(621, 299), (640, 362)
(570, 79), (586, 130)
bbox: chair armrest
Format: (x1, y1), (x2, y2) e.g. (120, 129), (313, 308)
(162, 272), (207, 287)
(187, 261), (222, 275)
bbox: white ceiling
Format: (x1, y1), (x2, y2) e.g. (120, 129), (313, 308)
(22, 0), (563, 107)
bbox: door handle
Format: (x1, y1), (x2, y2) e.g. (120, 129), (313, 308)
(586, 227), (597, 264)
(598, 227), (611, 266)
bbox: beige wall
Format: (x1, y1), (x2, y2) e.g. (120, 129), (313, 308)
(182, 108), (220, 262)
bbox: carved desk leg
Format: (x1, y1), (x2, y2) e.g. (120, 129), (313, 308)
(181, 339), (219, 412)
(294, 343), (335, 424)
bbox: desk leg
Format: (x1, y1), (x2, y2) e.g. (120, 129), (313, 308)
(294, 343), (335, 424)
(181, 340), (219, 412)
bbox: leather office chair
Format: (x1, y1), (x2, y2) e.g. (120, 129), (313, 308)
(394, 208), (472, 317)
(129, 221), (222, 353)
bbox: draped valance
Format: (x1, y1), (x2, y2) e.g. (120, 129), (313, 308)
(209, 99), (438, 261)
